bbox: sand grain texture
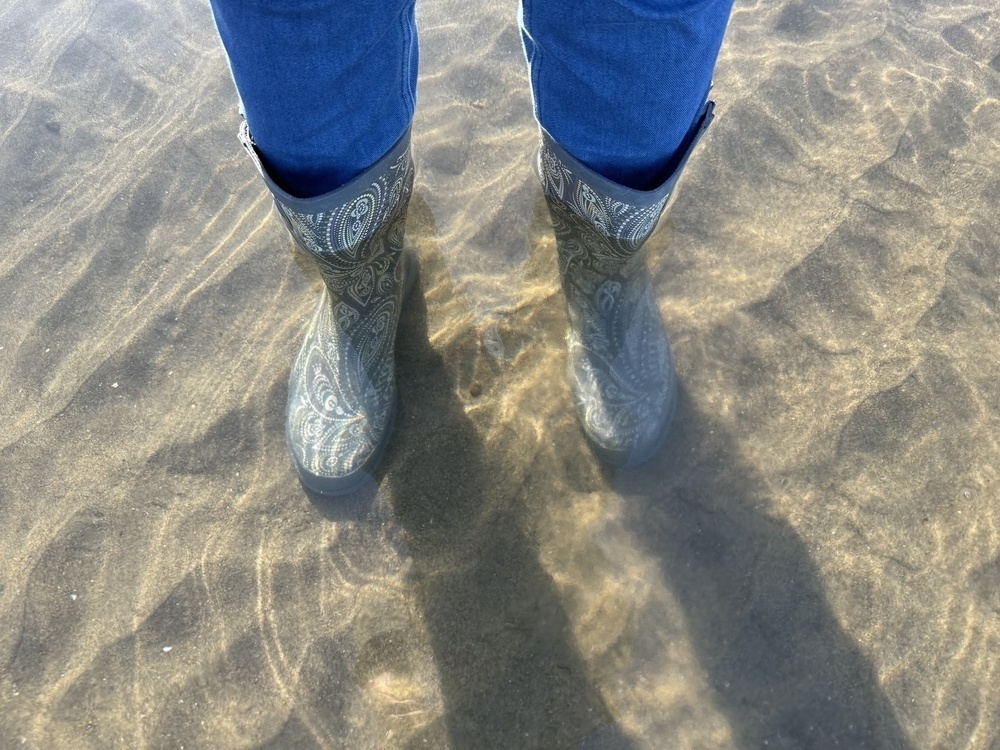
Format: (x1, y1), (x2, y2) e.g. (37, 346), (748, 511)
(1, 0), (998, 748)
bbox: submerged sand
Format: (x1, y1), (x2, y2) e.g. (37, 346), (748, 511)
(1, 0), (999, 747)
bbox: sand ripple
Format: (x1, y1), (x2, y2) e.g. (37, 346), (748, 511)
(2, 0), (999, 747)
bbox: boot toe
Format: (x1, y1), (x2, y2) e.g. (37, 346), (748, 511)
(569, 324), (677, 468)
(285, 292), (398, 496)
(288, 399), (396, 496)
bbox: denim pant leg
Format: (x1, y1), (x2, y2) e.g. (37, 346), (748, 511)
(210, 0), (418, 198)
(520, 0), (734, 190)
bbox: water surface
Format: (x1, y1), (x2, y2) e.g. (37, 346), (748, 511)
(1, 0), (999, 747)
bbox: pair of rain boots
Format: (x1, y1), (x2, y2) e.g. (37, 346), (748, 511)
(241, 102), (713, 494)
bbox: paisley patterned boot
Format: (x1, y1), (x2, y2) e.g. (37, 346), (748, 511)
(538, 102), (715, 467)
(240, 123), (415, 495)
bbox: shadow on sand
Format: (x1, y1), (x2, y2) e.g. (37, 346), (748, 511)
(302, 194), (638, 749)
(618, 382), (915, 750)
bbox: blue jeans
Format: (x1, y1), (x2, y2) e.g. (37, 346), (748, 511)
(210, 0), (733, 197)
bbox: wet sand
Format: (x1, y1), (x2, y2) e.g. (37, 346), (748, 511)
(1, 0), (999, 747)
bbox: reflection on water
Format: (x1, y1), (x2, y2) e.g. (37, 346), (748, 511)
(1, 0), (999, 748)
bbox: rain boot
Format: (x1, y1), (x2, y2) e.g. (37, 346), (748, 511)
(538, 102), (715, 467)
(239, 122), (415, 495)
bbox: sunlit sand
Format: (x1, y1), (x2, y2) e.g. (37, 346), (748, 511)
(1, 0), (998, 747)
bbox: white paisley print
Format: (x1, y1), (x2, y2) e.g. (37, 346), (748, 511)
(243, 122), (414, 491)
(539, 137), (679, 467)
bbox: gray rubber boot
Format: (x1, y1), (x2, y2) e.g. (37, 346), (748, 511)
(537, 102), (714, 467)
(239, 123), (414, 495)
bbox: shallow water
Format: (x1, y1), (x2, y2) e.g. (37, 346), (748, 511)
(1, 0), (999, 748)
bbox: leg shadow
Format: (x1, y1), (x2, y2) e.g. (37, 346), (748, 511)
(379, 194), (638, 749)
(617, 384), (915, 750)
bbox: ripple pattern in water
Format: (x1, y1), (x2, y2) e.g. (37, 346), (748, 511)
(1, 0), (999, 748)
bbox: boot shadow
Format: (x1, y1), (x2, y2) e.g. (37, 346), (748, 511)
(376, 192), (639, 749)
(615, 383), (915, 750)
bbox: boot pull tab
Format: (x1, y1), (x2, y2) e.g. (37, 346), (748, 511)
(238, 119), (267, 180)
